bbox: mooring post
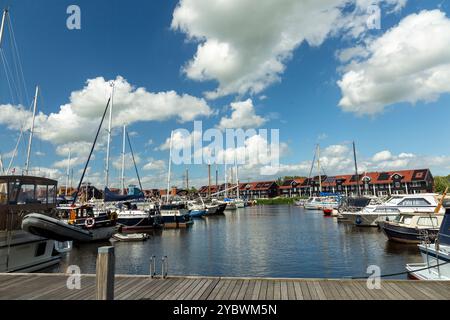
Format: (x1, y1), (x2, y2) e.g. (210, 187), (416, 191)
(96, 246), (115, 300)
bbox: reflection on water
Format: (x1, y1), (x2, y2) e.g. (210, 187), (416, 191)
(50, 206), (422, 279)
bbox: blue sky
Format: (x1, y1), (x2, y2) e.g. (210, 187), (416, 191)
(1, 0), (450, 188)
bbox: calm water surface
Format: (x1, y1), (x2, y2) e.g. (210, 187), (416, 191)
(50, 205), (423, 279)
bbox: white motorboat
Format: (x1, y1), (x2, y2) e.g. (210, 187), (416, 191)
(234, 199), (246, 208)
(340, 194), (444, 227)
(111, 233), (149, 242)
(304, 196), (340, 210)
(406, 209), (450, 280)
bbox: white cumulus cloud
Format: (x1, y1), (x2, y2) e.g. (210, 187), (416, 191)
(218, 99), (267, 130)
(0, 76), (212, 146)
(338, 10), (450, 115)
(171, 0), (406, 99)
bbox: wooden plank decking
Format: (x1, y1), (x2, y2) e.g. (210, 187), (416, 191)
(0, 273), (448, 300)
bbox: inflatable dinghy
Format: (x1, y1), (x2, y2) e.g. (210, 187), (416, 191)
(22, 213), (117, 243)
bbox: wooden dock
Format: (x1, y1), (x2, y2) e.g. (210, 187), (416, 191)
(0, 273), (448, 300)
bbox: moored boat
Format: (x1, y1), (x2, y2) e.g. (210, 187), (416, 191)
(1, 175), (61, 273)
(304, 196), (340, 211)
(379, 212), (443, 244)
(340, 194), (444, 227)
(115, 202), (163, 233)
(406, 208), (450, 280)
(159, 203), (193, 228)
(22, 205), (118, 243)
(111, 233), (149, 242)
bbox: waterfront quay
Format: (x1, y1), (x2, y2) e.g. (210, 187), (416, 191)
(0, 273), (448, 300)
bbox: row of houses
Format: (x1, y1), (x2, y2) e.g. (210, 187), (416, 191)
(58, 169), (435, 200)
(198, 169), (434, 199)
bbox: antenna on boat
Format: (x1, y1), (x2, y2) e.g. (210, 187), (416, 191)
(353, 141), (361, 197)
(24, 85), (39, 175)
(72, 98), (111, 205)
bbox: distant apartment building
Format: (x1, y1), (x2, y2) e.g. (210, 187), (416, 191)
(199, 181), (279, 199)
(279, 169), (434, 197)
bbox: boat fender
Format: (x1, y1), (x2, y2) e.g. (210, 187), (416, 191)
(85, 217), (96, 228)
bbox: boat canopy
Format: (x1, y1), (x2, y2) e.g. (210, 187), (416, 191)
(103, 187), (144, 202)
(0, 175), (57, 206)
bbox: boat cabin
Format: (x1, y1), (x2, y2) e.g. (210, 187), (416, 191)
(392, 212), (443, 230)
(0, 175), (57, 231)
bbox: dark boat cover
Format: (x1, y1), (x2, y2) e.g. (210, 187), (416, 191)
(103, 187), (144, 202)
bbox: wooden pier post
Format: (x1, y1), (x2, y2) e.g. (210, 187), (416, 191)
(96, 246), (115, 300)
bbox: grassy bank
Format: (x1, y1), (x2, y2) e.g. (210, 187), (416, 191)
(256, 197), (306, 205)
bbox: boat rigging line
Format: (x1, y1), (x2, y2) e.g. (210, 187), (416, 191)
(350, 260), (450, 280)
(126, 128), (144, 194)
(72, 97), (111, 205)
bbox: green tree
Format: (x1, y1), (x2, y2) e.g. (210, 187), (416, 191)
(434, 175), (450, 193)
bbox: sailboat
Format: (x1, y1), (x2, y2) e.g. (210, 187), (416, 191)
(303, 145), (340, 211)
(159, 131), (193, 227)
(114, 126), (163, 232)
(23, 98), (119, 242)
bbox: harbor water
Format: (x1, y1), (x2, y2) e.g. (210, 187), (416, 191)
(49, 205), (423, 279)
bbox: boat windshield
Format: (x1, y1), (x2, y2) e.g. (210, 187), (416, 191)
(384, 196), (403, 205)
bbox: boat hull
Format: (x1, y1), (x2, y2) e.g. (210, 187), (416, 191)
(340, 212), (398, 227)
(22, 214), (117, 243)
(160, 210), (193, 228)
(380, 222), (439, 244)
(190, 210), (207, 218)
(0, 231), (61, 273)
(117, 214), (163, 233)
(406, 245), (450, 280)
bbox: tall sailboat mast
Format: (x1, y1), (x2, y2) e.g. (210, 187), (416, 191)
(25, 85), (39, 175)
(0, 9), (7, 48)
(65, 149), (71, 196)
(353, 141), (361, 197)
(224, 162), (228, 198)
(166, 131), (174, 204)
(208, 163), (211, 198)
(121, 125), (126, 195)
(235, 160), (240, 200)
(105, 82), (115, 188)
(0, 154), (4, 174)
(317, 144), (322, 194)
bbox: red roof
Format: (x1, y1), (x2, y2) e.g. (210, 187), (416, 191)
(314, 169), (430, 187)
